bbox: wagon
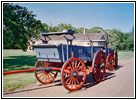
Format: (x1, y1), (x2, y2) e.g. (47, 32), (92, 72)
(32, 30), (118, 91)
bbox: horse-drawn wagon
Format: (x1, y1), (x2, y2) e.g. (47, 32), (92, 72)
(32, 30), (118, 91)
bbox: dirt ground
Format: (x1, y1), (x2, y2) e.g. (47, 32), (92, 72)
(3, 57), (134, 98)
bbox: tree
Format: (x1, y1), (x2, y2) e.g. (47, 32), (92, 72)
(3, 3), (43, 51)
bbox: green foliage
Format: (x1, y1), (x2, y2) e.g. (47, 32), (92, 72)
(41, 23), (77, 33)
(107, 28), (134, 51)
(3, 3), (43, 51)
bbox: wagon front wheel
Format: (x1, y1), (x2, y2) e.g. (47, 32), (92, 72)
(61, 58), (86, 91)
(92, 50), (106, 83)
(35, 61), (58, 84)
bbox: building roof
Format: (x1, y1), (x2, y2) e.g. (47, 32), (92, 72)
(40, 33), (106, 41)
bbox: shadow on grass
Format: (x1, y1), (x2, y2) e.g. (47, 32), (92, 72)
(3, 79), (62, 95)
(3, 55), (37, 72)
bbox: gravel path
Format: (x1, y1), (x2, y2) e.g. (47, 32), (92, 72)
(3, 57), (134, 98)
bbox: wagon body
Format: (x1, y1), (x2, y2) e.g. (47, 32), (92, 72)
(33, 44), (106, 63)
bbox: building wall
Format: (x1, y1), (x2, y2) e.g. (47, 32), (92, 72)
(27, 38), (106, 51)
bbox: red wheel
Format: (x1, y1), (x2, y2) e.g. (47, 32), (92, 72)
(61, 58), (86, 91)
(114, 50), (118, 68)
(92, 50), (106, 83)
(34, 61), (58, 84)
(107, 54), (115, 71)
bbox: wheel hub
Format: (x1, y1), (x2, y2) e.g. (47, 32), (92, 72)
(99, 64), (103, 68)
(44, 67), (52, 73)
(72, 71), (78, 77)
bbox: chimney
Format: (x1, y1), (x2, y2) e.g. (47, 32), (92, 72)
(83, 28), (86, 34)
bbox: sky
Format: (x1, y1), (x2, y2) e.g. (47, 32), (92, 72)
(18, 3), (134, 33)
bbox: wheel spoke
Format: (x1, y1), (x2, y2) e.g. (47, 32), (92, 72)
(38, 73), (45, 79)
(47, 74), (50, 81)
(42, 74), (46, 81)
(69, 63), (72, 72)
(45, 74), (47, 81)
(38, 64), (43, 67)
(41, 61), (45, 67)
(71, 79), (74, 88)
(50, 71), (56, 76)
(78, 74), (84, 77)
(68, 78), (72, 87)
(36, 71), (44, 74)
(95, 70), (101, 80)
(64, 75), (71, 79)
(44, 62), (47, 67)
(75, 60), (78, 68)
(66, 76), (71, 84)
(73, 78), (77, 88)
(77, 66), (83, 71)
(78, 69), (85, 73)
(77, 62), (81, 68)
(100, 68), (105, 73)
(48, 72), (53, 79)
(75, 78), (80, 85)
(77, 76), (83, 82)
(71, 61), (75, 70)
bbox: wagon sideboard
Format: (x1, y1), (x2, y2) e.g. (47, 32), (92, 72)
(33, 44), (106, 62)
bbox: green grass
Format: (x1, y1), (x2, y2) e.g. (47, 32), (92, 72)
(118, 51), (134, 60)
(3, 49), (36, 72)
(3, 73), (36, 91)
(3, 49), (37, 92)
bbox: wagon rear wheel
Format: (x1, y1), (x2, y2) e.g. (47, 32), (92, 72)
(114, 50), (118, 68)
(35, 61), (58, 84)
(92, 50), (106, 83)
(61, 58), (86, 91)
(107, 54), (115, 71)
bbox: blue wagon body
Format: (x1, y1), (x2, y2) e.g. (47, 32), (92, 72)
(33, 44), (106, 63)
(33, 30), (110, 63)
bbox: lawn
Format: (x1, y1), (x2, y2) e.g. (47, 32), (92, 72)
(3, 49), (134, 92)
(118, 51), (134, 60)
(3, 49), (37, 92)
(3, 49), (36, 72)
